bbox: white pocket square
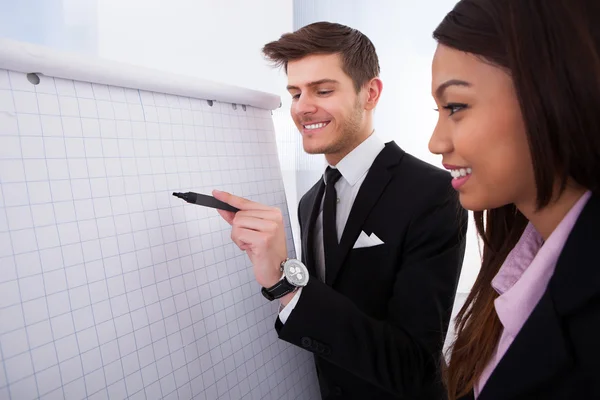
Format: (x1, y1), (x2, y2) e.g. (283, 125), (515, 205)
(353, 230), (384, 249)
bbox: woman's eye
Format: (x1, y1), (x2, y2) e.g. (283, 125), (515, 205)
(443, 103), (467, 116)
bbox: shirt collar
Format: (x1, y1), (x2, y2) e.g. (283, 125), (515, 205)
(492, 190), (592, 336)
(492, 223), (543, 295)
(492, 190), (592, 296)
(325, 132), (385, 186)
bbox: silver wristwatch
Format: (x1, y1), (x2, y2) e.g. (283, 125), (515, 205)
(261, 258), (309, 301)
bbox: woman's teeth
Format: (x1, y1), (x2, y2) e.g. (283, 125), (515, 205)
(450, 167), (472, 179)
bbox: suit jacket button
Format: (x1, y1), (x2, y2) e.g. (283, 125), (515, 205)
(323, 346), (331, 356)
(301, 337), (312, 348)
(333, 387), (342, 396)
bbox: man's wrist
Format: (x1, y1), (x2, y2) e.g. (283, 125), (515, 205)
(263, 270), (284, 289)
(261, 259), (286, 288)
(262, 258), (307, 303)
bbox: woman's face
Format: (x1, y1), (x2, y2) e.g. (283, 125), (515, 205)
(428, 44), (536, 212)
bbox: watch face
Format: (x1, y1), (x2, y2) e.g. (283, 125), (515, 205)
(283, 259), (309, 286)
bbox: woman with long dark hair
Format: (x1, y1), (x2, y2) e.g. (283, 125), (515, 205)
(429, 0), (600, 399)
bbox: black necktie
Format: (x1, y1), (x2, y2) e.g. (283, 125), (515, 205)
(323, 167), (342, 281)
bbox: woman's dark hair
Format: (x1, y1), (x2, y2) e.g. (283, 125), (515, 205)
(433, 0), (600, 398)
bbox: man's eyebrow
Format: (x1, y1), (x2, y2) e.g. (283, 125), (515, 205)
(434, 79), (471, 99)
(286, 79), (340, 91)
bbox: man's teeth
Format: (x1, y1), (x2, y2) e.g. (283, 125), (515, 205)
(450, 168), (472, 179)
(304, 122), (328, 130)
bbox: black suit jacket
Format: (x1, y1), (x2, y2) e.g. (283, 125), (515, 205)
(459, 193), (600, 400)
(275, 141), (468, 399)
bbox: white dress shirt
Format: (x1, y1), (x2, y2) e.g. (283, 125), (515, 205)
(279, 133), (385, 323)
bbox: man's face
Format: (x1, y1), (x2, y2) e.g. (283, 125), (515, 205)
(286, 53), (367, 164)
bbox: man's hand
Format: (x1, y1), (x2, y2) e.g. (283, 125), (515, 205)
(212, 189), (288, 289)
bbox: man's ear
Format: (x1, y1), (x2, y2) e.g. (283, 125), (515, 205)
(364, 77), (383, 110)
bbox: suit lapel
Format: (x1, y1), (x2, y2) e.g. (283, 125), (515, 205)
(478, 193), (600, 399)
(325, 142), (404, 286)
(301, 179), (325, 278)
(477, 291), (572, 399)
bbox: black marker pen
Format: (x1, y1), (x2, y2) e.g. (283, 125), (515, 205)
(173, 191), (239, 213)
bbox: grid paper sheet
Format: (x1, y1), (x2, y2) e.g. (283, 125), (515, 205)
(0, 69), (320, 400)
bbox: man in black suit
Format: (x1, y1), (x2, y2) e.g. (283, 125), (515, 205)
(214, 22), (468, 399)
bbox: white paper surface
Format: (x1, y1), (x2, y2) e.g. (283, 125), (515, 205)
(0, 42), (318, 400)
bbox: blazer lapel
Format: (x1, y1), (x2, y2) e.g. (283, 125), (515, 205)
(325, 141), (404, 286)
(479, 193), (600, 399)
(301, 179), (325, 278)
(477, 291), (572, 399)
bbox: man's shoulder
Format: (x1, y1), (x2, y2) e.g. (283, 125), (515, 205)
(376, 142), (450, 187)
(381, 150), (461, 216)
(396, 152), (449, 180)
(391, 151), (453, 191)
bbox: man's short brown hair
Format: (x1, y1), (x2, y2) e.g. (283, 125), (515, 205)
(262, 21), (380, 92)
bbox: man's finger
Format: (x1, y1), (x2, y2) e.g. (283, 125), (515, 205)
(233, 214), (279, 233)
(212, 189), (271, 211)
(216, 208), (235, 225)
(231, 226), (265, 249)
(235, 209), (283, 223)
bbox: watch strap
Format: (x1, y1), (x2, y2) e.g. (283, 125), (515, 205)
(261, 277), (296, 301)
